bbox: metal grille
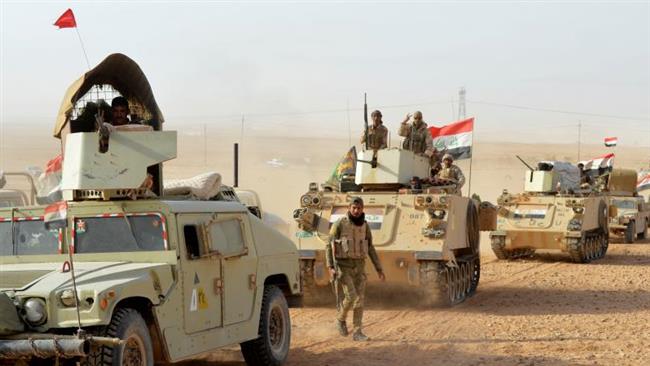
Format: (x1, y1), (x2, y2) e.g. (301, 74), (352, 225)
(71, 85), (122, 120)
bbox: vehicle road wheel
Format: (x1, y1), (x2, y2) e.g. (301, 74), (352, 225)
(241, 285), (291, 366)
(625, 222), (635, 244)
(84, 308), (154, 366)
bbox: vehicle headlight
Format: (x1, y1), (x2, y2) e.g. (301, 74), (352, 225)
(59, 289), (78, 307)
(572, 206), (585, 214)
(427, 208), (446, 220)
(23, 298), (47, 325)
(300, 194), (312, 207)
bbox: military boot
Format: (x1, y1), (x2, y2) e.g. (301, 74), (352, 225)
(336, 320), (349, 336)
(352, 329), (370, 341)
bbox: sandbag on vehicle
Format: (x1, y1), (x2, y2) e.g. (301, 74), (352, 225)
(164, 172), (222, 200)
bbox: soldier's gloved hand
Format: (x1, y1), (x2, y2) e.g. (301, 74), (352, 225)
(378, 271), (386, 282)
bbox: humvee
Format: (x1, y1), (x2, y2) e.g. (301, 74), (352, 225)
(490, 160), (611, 263)
(0, 53), (301, 366)
(0, 171), (37, 208)
(293, 147), (489, 306)
(605, 169), (650, 243)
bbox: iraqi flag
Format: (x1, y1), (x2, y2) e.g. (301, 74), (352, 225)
(428, 117), (474, 160)
(44, 201), (68, 230)
(35, 155), (64, 204)
(579, 153), (615, 170)
(604, 137), (618, 147)
(638, 171), (650, 191)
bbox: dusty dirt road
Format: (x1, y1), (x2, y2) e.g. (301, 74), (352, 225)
(185, 239), (650, 366)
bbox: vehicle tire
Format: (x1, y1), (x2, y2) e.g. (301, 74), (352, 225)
(84, 308), (154, 366)
(625, 222), (635, 244)
(637, 219), (648, 240)
(241, 285), (291, 366)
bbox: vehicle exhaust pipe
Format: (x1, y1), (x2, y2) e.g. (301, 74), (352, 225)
(0, 338), (89, 359)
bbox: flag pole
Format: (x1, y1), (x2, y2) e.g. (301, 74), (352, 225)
(467, 121), (475, 197)
(74, 27), (91, 69)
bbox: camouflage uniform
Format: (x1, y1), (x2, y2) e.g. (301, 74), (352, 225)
(326, 215), (382, 335)
(436, 164), (466, 191)
(398, 121), (433, 156)
(361, 124), (388, 150)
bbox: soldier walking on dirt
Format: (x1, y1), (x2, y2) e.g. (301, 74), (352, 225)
(398, 111), (434, 157)
(436, 153), (465, 192)
(327, 197), (385, 341)
(361, 110), (388, 150)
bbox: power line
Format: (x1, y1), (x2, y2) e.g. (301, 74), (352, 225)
(164, 99), (453, 121)
(467, 100), (650, 122)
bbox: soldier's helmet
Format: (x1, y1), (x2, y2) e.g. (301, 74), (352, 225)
(442, 153), (453, 162)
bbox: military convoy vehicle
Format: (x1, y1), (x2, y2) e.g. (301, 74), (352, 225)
(0, 171), (37, 208)
(490, 160), (612, 263)
(609, 196), (650, 242)
(605, 169), (650, 243)
(293, 147), (488, 306)
(0, 53), (301, 366)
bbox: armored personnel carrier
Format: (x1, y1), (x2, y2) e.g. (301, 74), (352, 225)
(490, 160), (611, 263)
(293, 147), (488, 306)
(0, 53), (300, 366)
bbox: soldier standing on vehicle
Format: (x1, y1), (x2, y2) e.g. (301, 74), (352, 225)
(361, 110), (388, 150)
(577, 163), (593, 188)
(436, 154), (466, 192)
(398, 111), (434, 157)
(327, 197), (385, 341)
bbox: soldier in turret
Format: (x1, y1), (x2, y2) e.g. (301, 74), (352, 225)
(361, 110), (388, 150)
(327, 197), (385, 341)
(110, 96), (132, 126)
(398, 111), (434, 157)
(436, 154), (465, 192)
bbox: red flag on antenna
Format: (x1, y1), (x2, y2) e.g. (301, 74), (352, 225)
(54, 9), (77, 29)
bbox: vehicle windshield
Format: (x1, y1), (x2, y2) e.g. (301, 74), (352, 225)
(0, 220), (60, 256)
(74, 215), (166, 253)
(611, 199), (636, 210)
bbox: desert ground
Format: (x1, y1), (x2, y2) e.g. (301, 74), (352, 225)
(184, 240), (650, 366)
(1, 125), (650, 365)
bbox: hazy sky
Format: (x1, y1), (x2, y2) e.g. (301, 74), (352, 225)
(1, 1), (649, 147)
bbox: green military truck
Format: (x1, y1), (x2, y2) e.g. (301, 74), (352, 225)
(0, 53), (301, 366)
